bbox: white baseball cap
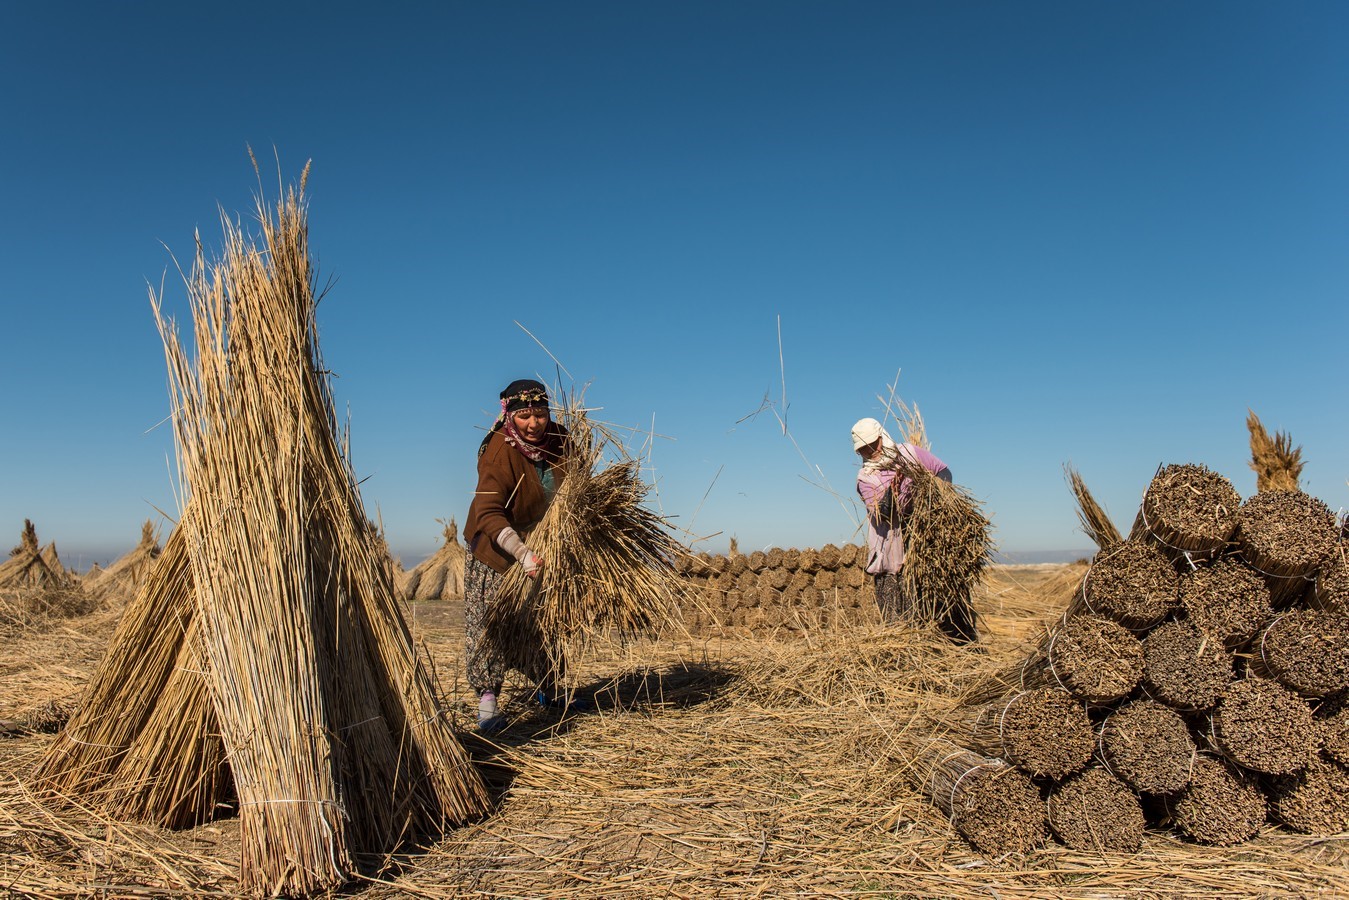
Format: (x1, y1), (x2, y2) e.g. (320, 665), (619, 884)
(851, 417), (884, 452)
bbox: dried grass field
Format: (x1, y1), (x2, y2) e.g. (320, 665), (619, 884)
(3, 563), (1346, 899)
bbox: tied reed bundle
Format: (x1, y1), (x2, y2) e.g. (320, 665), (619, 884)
(947, 688), (1094, 780)
(1233, 490), (1340, 606)
(1130, 463), (1241, 564)
(1098, 699), (1196, 795)
(49, 166), (492, 896)
(1167, 755), (1266, 846)
(1073, 539), (1179, 631)
(1208, 677), (1315, 776)
(1046, 766), (1146, 852)
(1247, 409), (1305, 493)
(1316, 693), (1349, 767)
(1065, 464), (1123, 551)
(1022, 615), (1144, 705)
(1304, 544), (1347, 613)
(1179, 557), (1273, 648)
(480, 393), (686, 683)
(915, 739), (1047, 855)
(892, 457), (992, 634)
(1267, 752), (1349, 835)
(1249, 609), (1349, 698)
(402, 519), (468, 603)
(1141, 618), (1234, 712)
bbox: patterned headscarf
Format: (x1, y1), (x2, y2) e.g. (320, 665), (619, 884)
(479, 379), (552, 461)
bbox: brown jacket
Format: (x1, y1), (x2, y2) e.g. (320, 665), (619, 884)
(464, 424), (568, 573)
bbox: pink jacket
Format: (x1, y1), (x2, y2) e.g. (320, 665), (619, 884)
(856, 444), (951, 575)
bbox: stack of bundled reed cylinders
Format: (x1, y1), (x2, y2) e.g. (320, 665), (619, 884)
(929, 462), (1348, 854)
(675, 542), (873, 634)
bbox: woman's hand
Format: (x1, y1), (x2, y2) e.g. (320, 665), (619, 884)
(497, 526), (542, 576)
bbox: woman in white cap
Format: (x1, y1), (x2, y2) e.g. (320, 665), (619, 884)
(851, 417), (978, 643)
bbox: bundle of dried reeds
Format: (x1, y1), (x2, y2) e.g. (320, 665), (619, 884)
(1098, 699), (1196, 795)
(1130, 463), (1241, 564)
(1248, 609), (1349, 698)
(1065, 464), (1122, 551)
(1179, 556), (1272, 648)
(1141, 618), (1234, 712)
(402, 519), (468, 602)
(37, 169), (488, 895)
(1316, 693), (1349, 767)
(892, 458), (992, 632)
(946, 688), (1093, 780)
(0, 520), (70, 592)
(85, 520), (161, 600)
(1304, 543), (1347, 613)
(480, 393), (686, 682)
(1247, 409), (1305, 493)
(1024, 614), (1144, 704)
(1166, 754), (1266, 846)
(1267, 752), (1349, 835)
(1046, 766), (1146, 852)
(1072, 539), (1179, 630)
(1233, 490), (1340, 605)
(1208, 676), (1315, 776)
(914, 738), (1047, 855)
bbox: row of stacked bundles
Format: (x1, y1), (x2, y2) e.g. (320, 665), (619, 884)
(922, 462), (1347, 855)
(675, 543), (875, 632)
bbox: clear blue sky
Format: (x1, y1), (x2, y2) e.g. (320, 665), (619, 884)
(2, 1), (1345, 569)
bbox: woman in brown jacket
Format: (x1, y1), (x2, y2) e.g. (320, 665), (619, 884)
(463, 378), (572, 731)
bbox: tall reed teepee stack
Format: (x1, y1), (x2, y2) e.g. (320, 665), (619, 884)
(35, 164), (488, 896)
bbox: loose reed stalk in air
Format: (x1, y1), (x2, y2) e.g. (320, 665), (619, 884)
(1065, 464), (1122, 551)
(480, 391), (687, 684)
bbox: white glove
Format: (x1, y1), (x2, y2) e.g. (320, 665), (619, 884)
(497, 527), (543, 578)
